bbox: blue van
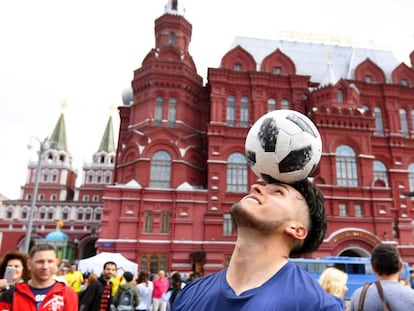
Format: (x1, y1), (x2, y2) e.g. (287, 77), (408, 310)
(290, 256), (410, 300)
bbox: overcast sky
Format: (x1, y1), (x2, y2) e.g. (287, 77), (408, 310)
(0, 0), (413, 199)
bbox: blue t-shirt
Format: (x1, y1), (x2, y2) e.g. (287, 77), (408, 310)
(29, 284), (54, 308)
(172, 262), (344, 311)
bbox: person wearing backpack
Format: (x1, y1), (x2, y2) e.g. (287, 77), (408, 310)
(113, 271), (139, 311)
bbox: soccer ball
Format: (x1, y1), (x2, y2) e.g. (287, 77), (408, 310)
(245, 109), (322, 184)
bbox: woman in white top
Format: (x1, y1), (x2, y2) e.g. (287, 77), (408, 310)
(136, 271), (154, 311)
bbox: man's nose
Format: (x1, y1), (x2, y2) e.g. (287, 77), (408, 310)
(250, 183), (265, 194)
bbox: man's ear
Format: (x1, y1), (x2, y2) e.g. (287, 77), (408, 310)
(285, 223), (307, 241)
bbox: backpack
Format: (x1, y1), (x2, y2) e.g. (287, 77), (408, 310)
(116, 287), (135, 311)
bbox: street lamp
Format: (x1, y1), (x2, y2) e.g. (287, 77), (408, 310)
(23, 137), (49, 253)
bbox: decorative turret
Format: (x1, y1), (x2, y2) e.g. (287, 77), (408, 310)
(155, 0), (190, 54)
(115, 0), (209, 188)
(76, 112), (115, 203)
(20, 105), (77, 202)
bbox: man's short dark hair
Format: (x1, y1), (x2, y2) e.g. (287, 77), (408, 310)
(289, 179), (327, 256)
(29, 243), (56, 258)
(371, 243), (401, 276)
(103, 261), (117, 269)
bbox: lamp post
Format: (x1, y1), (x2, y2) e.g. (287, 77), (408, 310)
(23, 137), (49, 253)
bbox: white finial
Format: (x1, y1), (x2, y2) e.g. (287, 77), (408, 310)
(164, 0), (185, 16)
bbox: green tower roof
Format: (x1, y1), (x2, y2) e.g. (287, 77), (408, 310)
(98, 116), (115, 153)
(49, 113), (68, 151)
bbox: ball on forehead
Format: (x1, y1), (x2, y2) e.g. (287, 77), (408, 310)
(245, 109), (322, 184)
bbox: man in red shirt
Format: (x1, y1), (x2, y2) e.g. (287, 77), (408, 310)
(0, 243), (78, 310)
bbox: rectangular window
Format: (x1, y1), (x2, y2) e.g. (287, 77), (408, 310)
(141, 254), (167, 273)
(273, 67), (281, 75)
(144, 211), (153, 233)
(240, 97), (249, 128)
(168, 98), (177, 127)
(223, 213), (233, 236)
(354, 204), (363, 217)
(234, 63), (242, 71)
(161, 211), (170, 233)
(339, 203), (347, 217)
(155, 97), (164, 126)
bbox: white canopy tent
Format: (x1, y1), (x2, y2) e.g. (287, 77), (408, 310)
(77, 252), (138, 275)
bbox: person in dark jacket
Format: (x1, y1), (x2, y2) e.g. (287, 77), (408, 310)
(79, 261), (117, 311)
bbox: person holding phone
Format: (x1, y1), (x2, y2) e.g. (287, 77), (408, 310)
(0, 250), (30, 294)
(0, 243), (78, 310)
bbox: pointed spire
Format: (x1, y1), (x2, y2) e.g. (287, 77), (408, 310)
(98, 115), (115, 153)
(49, 104), (68, 151)
(319, 52), (339, 87)
(164, 0), (185, 16)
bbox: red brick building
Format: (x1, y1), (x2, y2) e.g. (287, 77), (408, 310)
(0, 111), (114, 260)
(97, 1), (414, 274)
(2, 1), (414, 276)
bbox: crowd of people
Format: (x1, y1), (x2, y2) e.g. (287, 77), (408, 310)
(0, 244), (199, 311)
(1, 183), (414, 310)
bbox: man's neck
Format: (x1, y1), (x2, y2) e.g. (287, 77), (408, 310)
(28, 279), (55, 289)
(377, 273), (399, 282)
(226, 235), (289, 295)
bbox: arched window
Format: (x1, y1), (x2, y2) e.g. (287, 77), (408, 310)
(281, 99), (289, 109)
(38, 207), (47, 220)
(400, 108), (409, 138)
(87, 171), (94, 184)
(47, 207), (55, 220)
(373, 160), (388, 187)
(96, 171), (103, 184)
(76, 207), (85, 221)
(104, 171), (112, 184)
(408, 164), (414, 192)
(51, 170), (58, 182)
(335, 145), (358, 187)
(62, 206), (71, 221)
(5, 206), (13, 219)
(226, 153), (248, 193)
(267, 98), (276, 112)
(411, 110), (414, 133)
(85, 207), (93, 221)
(94, 208), (103, 221)
(168, 97), (177, 127)
(337, 90), (344, 103)
(234, 63), (242, 71)
(20, 206), (29, 220)
(226, 96), (235, 126)
(41, 168), (49, 182)
(169, 32), (176, 46)
(401, 79), (409, 87)
(150, 151), (172, 188)
(155, 96), (164, 126)
(374, 107), (384, 136)
(400, 108), (410, 137)
(240, 96), (249, 128)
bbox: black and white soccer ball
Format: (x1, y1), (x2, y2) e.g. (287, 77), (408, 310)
(245, 109), (322, 184)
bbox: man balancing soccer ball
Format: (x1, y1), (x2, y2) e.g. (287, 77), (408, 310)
(172, 110), (344, 311)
